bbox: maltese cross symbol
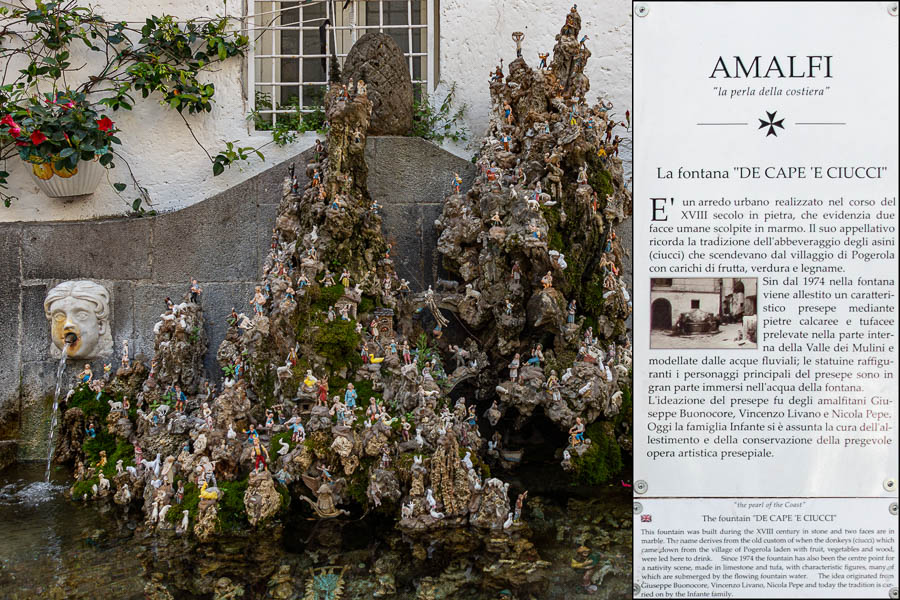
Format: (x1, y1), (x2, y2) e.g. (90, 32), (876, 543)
(759, 111), (785, 137)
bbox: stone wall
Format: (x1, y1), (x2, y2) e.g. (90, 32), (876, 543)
(0, 136), (475, 462)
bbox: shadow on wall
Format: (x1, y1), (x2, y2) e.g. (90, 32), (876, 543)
(0, 136), (476, 463)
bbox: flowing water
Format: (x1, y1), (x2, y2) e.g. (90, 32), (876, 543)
(44, 343), (70, 482)
(0, 460), (631, 599)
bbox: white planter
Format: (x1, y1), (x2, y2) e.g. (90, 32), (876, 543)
(26, 158), (106, 198)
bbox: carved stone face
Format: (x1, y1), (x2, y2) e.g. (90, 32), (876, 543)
(44, 280), (112, 359)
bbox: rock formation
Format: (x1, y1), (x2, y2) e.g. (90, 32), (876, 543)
(51, 7), (631, 597)
(342, 32), (414, 136)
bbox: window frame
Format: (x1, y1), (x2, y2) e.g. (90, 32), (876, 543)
(247, 0), (436, 122)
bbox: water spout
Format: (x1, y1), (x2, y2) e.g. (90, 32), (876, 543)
(44, 341), (70, 482)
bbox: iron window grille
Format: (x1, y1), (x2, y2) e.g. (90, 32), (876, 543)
(248, 0), (435, 128)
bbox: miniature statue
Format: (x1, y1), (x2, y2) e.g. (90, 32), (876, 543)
(79, 363), (93, 384)
(569, 417), (585, 446)
(541, 271), (553, 289)
(250, 286), (267, 315)
(85, 421), (96, 438)
(356, 79), (367, 97)
(119, 339), (130, 369)
(571, 545), (602, 593)
(451, 172), (463, 195)
(526, 344), (544, 366)
(508, 353), (520, 381)
(505, 299), (514, 315)
(288, 418), (306, 443)
(503, 102), (513, 124)
(510, 261), (521, 284)
(243, 424), (259, 444)
(344, 383), (358, 409)
(251, 438), (269, 473)
(174, 384), (186, 412)
(190, 279), (202, 303)
(314, 138), (325, 162)
(577, 164), (589, 185)
(538, 52), (549, 69)
(512, 31), (525, 58)
(312, 378), (328, 406)
(401, 341), (412, 365)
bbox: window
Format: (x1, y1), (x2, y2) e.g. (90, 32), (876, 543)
(249, 0), (435, 128)
(653, 278), (673, 287)
(691, 300), (700, 309)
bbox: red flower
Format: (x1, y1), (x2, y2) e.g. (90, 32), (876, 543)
(96, 117), (114, 132)
(1, 116), (22, 138)
(30, 130), (47, 145)
(63, 101), (75, 109)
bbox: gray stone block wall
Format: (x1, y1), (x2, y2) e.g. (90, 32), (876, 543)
(0, 137), (476, 462)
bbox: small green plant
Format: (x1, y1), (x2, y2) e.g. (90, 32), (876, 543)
(250, 91), (327, 146)
(411, 83), (468, 144)
(571, 422), (624, 485)
(217, 477), (250, 531)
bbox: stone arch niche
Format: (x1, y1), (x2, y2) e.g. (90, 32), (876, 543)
(651, 298), (672, 330)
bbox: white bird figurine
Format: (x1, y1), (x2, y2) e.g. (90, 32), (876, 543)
(277, 439), (291, 456)
(227, 423), (237, 440)
(503, 511), (514, 529)
(425, 489), (444, 519)
(461, 451), (474, 471)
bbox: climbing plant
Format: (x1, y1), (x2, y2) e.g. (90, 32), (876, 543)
(0, 0), (253, 208)
(411, 82), (468, 144)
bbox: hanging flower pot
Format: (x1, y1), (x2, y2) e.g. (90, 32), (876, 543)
(26, 157), (106, 197)
(1, 91), (120, 201)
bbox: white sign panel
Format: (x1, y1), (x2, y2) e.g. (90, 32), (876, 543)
(633, 2), (899, 597)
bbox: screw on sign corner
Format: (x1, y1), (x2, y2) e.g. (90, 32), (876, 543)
(634, 480), (648, 494)
(634, 3), (649, 17)
(634, 583), (642, 596)
(889, 586), (898, 600)
(889, 2), (898, 16)
(884, 478), (897, 492)
(634, 502), (643, 514)
(890, 502), (899, 516)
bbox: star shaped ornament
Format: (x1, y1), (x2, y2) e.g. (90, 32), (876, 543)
(759, 111), (785, 137)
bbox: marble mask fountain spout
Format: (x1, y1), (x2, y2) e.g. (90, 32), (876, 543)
(43, 280), (113, 359)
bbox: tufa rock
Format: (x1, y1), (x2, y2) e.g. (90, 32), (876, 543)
(342, 32), (414, 135)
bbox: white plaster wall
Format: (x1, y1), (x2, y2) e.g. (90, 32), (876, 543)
(435, 0), (633, 168)
(1, 0), (632, 222)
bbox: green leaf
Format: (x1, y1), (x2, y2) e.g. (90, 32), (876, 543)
(59, 147), (77, 158)
(212, 161), (224, 176)
(131, 198), (142, 211)
(113, 182), (127, 192)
